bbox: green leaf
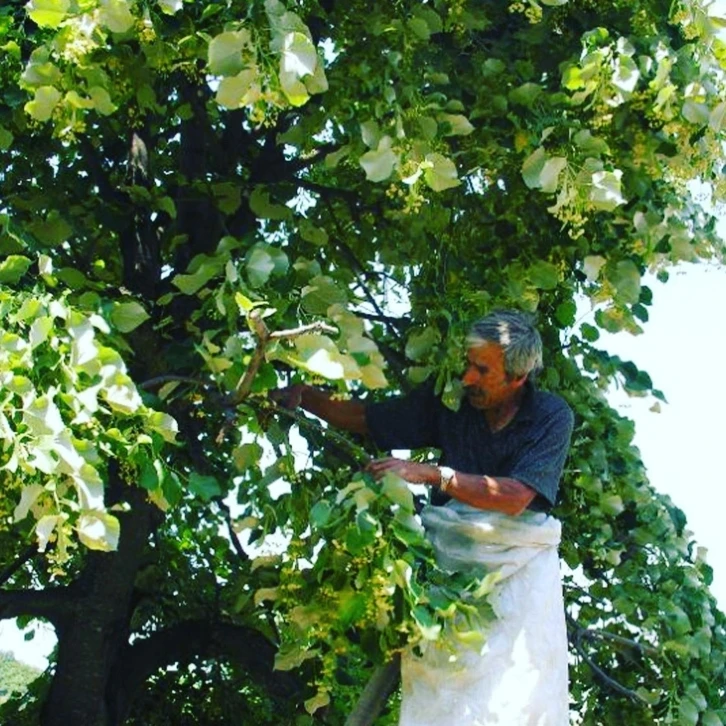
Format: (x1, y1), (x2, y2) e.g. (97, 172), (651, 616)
(528, 260), (560, 290)
(26, 0), (70, 28)
(609, 260), (641, 304)
(590, 169), (625, 210)
(360, 136), (398, 182)
(88, 86), (117, 115)
(110, 301), (150, 333)
(77, 512), (120, 552)
(208, 30), (253, 76)
(0, 255), (31, 284)
(172, 256), (226, 295)
(99, 0), (136, 33)
(522, 147), (566, 192)
(188, 472), (223, 501)
(423, 153), (459, 191)
(300, 275), (348, 315)
(583, 255), (606, 281)
(437, 113), (474, 136)
(522, 147), (546, 189)
(0, 126), (13, 151)
(539, 157), (567, 193)
(304, 690), (331, 716)
(405, 327), (440, 361)
(246, 243), (288, 288)
(232, 442), (263, 472)
(157, 0), (182, 14)
(555, 301), (576, 327)
(580, 322), (600, 342)
(25, 85), (61, 122)
(281, 31), (317, 77)
(677, 697), (700, 726)
(147, 411), (179, 443)
(310, 500), (332, 527)
(274, 643), (317, 671)
(249, 186), (293, 220)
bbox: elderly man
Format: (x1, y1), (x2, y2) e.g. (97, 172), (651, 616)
(277, 310), (574, 725)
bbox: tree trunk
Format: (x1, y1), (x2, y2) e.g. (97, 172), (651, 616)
(40, 489), (158, 726)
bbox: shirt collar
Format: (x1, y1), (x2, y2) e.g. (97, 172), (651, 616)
(512, 381), (537, 424)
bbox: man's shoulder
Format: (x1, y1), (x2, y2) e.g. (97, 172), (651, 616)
(530, 388), (574, 423)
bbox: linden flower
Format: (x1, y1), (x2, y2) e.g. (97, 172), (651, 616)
(56, 15), (100, 64)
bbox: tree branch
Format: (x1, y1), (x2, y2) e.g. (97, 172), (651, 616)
(0, 586), (72, 625)
(113, 619), (301, 723)
(567, 613), (650, 703)
(139, 375), (208, 391)
(0, 544), (37, 587)
(345, 654), (401, 726)
(231, 313), (337, 405)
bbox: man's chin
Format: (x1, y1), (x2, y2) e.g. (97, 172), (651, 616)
(465, 393), (487, 409)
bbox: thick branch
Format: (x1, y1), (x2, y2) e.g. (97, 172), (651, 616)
(0, 586), (73, 625)
(345, 654), (401, 726)
(567, 614), (649, 703)
(113, 619), (300, 723)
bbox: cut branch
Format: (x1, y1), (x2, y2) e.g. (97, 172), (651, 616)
(231, 313), (337, 405)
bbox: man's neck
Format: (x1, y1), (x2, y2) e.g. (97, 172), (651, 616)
(484, 386), (527, 432)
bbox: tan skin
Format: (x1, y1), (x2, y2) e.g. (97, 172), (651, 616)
(273, 342), (536, 517)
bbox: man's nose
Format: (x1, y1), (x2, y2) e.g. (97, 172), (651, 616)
(462, 367), (477, 386)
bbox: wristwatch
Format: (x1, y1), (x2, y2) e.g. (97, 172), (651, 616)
(438, 466), (456, 493)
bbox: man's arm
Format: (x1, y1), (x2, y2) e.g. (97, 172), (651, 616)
(272, 384), (369, 435)
(365, 458), (535, 516)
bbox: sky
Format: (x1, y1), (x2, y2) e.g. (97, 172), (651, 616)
(597, 262), (726, 606)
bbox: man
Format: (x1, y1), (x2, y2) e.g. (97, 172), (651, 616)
(276, 310), (574, 725)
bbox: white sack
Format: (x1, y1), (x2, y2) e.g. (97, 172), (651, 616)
(399, 501), (569, 726)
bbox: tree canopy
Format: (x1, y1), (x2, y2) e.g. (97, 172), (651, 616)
(0, 0), (725, 724)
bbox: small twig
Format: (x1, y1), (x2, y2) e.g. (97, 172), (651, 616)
(0, 544), (37, 587)
(322, 197), (402, 344)
(218, 500), (248, 562)
(140, 375), (207, 391)
(269, 321), (337, 340)
(263, 401), (370, 465)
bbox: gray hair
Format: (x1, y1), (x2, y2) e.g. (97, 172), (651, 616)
(467, 310), (543, 380)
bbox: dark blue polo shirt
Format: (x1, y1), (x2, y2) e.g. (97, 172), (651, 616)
(365, 383), (573, 512)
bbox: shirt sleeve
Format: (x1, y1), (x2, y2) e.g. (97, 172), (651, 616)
(509, 401), (574, 508)
(365, 384), (441, 452)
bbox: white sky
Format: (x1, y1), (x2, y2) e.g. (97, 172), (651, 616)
(598, 263), (726, 606)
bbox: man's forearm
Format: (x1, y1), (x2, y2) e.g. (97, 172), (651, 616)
(445, 471), (536, 516)
(299, 385), (369, 435)
(364, 458), (536, 516)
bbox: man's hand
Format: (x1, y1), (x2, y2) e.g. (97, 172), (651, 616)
(365, 457), (439, 486)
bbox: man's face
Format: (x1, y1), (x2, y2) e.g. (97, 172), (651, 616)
(462, 342), (526, 409)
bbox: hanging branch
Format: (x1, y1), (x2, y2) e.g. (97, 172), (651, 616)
(322, 197), (403, 345)
(566, 613), (650, 703)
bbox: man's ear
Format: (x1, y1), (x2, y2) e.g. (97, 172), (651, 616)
(512, 374), (528, 389)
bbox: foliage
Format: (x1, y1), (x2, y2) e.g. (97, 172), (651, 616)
(0, 651), (42, 705)
(0, 0), (724, 724)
